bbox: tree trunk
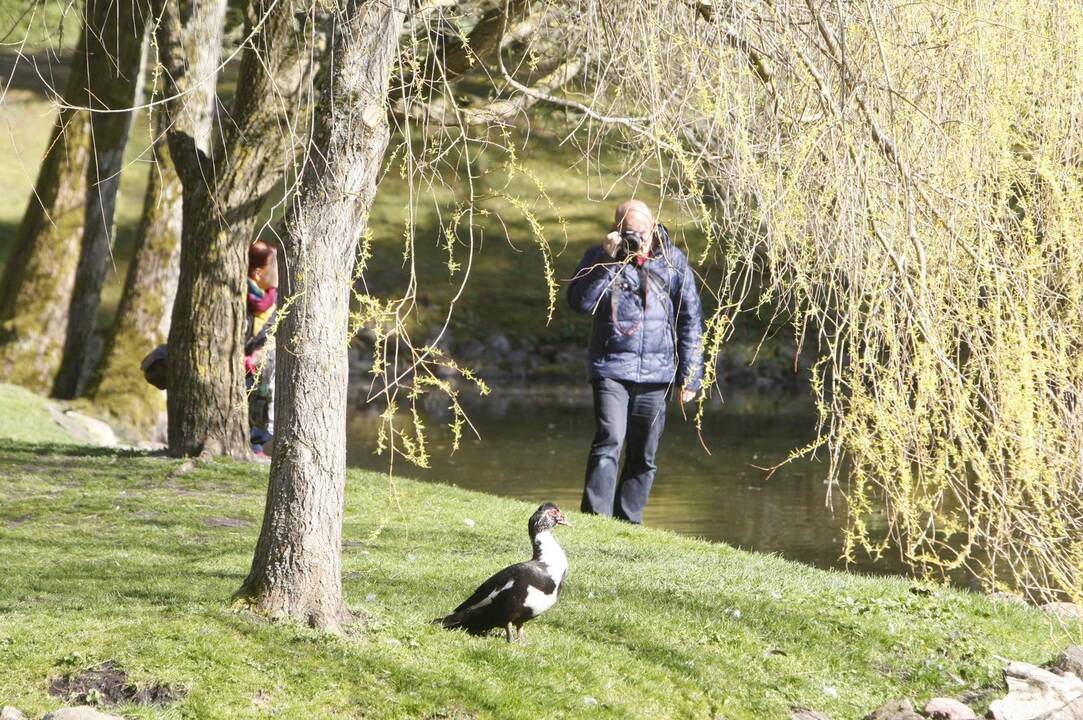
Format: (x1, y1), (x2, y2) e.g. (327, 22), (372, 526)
(237, 0), (406, 632)
(50, 4), (150, 398)
(156, 0), (318, 458)
(89, 0), (225, 433)
(166, 196), (251, 457)
(86, 113), (183, 432)
(53, 2), (151, 399)
(0, 24), (96, 391)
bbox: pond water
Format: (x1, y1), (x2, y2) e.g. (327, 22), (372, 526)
(345, 384), (950, 582)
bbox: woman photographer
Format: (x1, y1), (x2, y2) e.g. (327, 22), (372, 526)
(567, 200), (704, 523)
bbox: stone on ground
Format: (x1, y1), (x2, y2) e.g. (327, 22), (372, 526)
(42, 708), (124, 720)
(1041, 603), (1083, 620)
(988, 661), (1083, 720)
(0, 707), (26, 720)
(1053, 646), (1083, 679)
(924, 697), (978, 719)
(863, 698), (923, 720)
(790, 708), (831, 720)
(53, 410), (119, 447)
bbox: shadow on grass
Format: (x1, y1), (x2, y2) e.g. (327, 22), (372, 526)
(0, 219), (18, 269)
(0, 52), (70, 101)
(0, 439), (152, 459)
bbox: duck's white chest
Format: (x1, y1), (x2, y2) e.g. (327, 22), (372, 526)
(526, 532), (567, 617)
(534, 532), (568, 585)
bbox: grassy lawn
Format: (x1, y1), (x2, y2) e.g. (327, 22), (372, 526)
(0, 45), (805, 394)
(0, 383), (77, 444)
(0, 78), (701, 343)
(0, 383), (1072, 719)
(1, 51), (763, 369)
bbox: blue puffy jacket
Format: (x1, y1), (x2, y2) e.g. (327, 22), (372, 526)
(567, 227), (704, 391)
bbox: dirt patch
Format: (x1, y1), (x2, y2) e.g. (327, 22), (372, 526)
(426, 706), (479, 720)
(4, 515), (31, 529)
(48, 660), (183, 707)
(205, 516), (249, 528)
(168, 460), (199, 478)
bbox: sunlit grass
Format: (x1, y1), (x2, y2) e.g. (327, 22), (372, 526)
(0, 383), (73, 444)
(0, 90), (153, 324)
(0, 83), (717, 352)
(0, 383), (1069, 719)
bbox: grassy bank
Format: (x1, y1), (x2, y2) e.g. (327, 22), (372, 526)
(0, 50), (805, 388)
(0, 63), (688, 344)
(0, 384), (1071, 719)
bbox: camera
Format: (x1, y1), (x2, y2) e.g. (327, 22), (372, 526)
(620, 229), (644, 255)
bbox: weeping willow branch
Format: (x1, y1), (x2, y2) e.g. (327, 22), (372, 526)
(539, 0), (1083, 604)
(393, 54), (586, 126)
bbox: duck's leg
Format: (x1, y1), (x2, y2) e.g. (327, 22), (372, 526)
(516, 624), (526, 643)
(505, 622), (514, 643)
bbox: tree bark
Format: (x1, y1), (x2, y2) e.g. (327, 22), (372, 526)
(156, 0), (318, 458)
(52, 1), (151, 399)
(0, 20), (96, 392)
(89, 0), (226, 433)
(237, 0), (407, 632)
(86, 111), (183, 432)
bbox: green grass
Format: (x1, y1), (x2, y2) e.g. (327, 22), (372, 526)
(0, 52), (802, 387)
(0, 1), (82, 54)
(0, 382), (78, 444)
(0, 384), (1072, 719)
(0, 67), (730, 356)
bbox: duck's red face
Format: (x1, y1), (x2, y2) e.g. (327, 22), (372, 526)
(530, 503), (573, 535)
(547, 506), (572, 527)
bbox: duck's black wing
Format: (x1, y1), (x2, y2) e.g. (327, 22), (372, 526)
(437, 560), (560, 635)
(453, 562), (521, 613)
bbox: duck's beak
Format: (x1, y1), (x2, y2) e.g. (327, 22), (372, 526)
(557, 515), (573, 527)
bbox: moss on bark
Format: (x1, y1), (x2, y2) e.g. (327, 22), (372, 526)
(0, 104), (93, 392)
(89, 112), (182, 435)
(53, 0), (150, 399)
(0, 0), (149, 395)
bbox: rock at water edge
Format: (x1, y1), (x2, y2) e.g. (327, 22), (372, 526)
(790, 708), (831, 720)
(59, 410), (119, 447)
(1053, 646), (1083, 679)
(863, 698), (923, 720)
(924, 697), (978, 720)
(988, 661), (1083, 720)
(1041, 603), (1083, 620)
(42, 708), (125, 720)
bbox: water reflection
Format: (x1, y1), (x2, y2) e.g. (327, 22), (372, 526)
(346, 385), (956, 582)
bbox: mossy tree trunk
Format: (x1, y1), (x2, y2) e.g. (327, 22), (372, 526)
(86, 112), (183, 432)
(0, 19), (97, 391)
(52, 2), (151, 399)
(236, 0), (406, 632)
(88, 1), (226, 433)
(154, 0), (317, 458)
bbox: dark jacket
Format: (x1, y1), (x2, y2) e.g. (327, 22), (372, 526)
(567, 227), (704, 390)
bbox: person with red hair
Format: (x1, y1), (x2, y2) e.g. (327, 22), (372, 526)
(246, 239), (278, 455)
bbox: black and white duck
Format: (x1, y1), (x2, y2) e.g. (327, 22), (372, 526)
(436, 502), (571, 642)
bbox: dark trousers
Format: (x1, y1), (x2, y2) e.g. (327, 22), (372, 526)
(581, 377), (669, 523)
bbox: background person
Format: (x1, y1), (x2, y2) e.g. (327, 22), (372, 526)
(246, 240), (278, 456)
(567, 200), (704, 523)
